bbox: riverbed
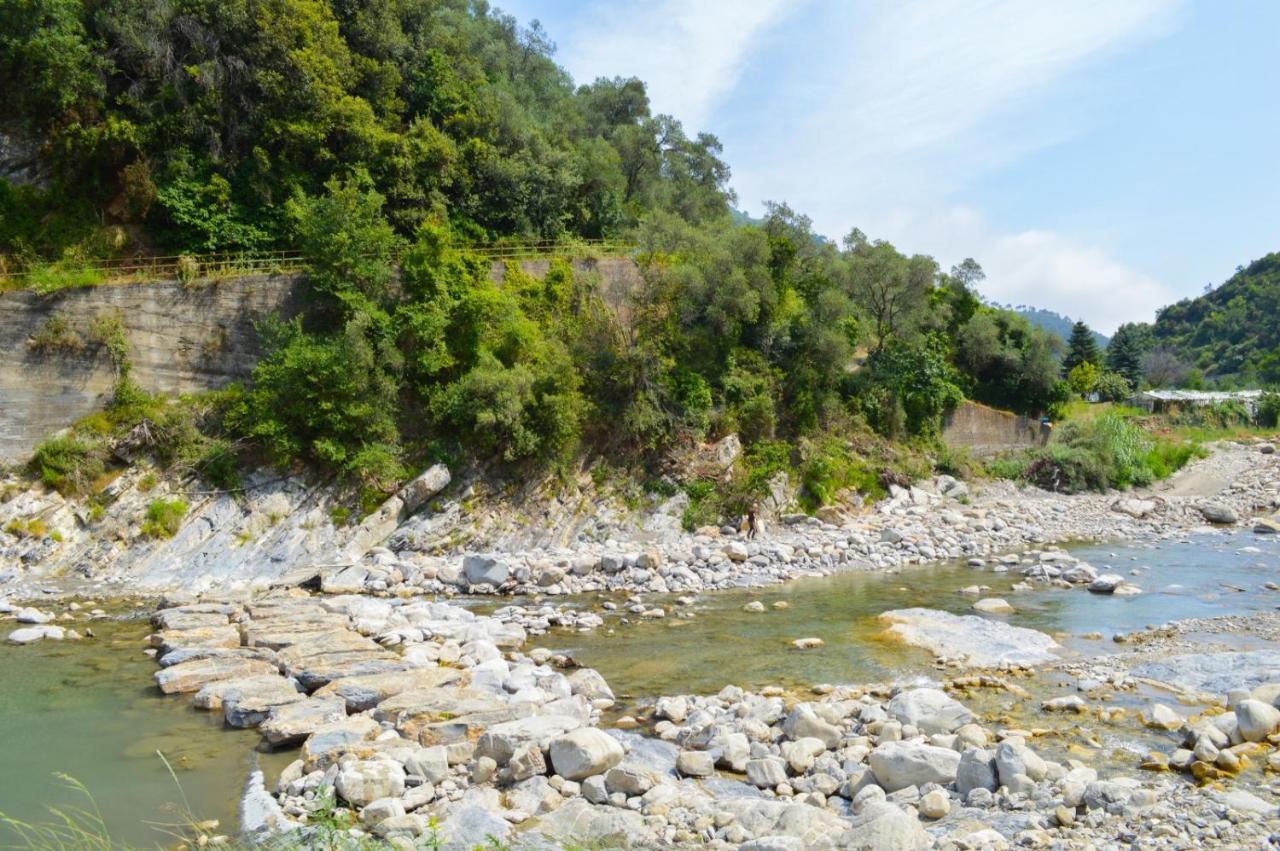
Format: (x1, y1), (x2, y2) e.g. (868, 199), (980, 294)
(1, 530), (1276, 844)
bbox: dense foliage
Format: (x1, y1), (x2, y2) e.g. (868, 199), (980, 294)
(1148, 253), (1280, 384)
(4, 0), (1137, 510)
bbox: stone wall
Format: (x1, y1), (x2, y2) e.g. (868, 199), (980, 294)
(941, 400), (1049, 456)
(0, 275), (304, 463)
(0, 257), (644, 463)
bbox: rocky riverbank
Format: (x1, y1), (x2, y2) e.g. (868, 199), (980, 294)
(108, 589), (1279, 849)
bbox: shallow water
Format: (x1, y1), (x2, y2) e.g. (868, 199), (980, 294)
(0, 530), (1275, 843)
(537, 531), (1280, 698)
(0, 611), (293, 848)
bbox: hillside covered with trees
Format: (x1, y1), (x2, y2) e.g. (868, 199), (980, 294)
(3, 0), (1215, 507)
(1147, 253), (1280, 385)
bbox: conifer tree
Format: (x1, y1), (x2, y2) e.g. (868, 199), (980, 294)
(1105, 323), (1147, 389)
(1061, 320), (1101, 377)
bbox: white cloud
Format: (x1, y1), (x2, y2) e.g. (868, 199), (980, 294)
(877, 206), (1175, 334)
(552, 0), (794, 128)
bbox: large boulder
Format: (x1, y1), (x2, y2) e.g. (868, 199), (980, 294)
(1199, 503), (1238, 524)
(886, 688), (974, 735)
(462, 555), (510, 587)
(868, 741), (961, 792)
(842, 801), (932, 850)
(877, 608), (1059, 667)
(1235, 699), (1280, 742)
(955, 748), (998, 795)
(335, 760), (406, 807)
(548, 728), (625, 781)
(475, 715), (581, 765)
(994, 737), (1047, 785)
(398, 464), (451, 515)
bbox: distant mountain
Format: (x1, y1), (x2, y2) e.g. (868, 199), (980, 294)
(1151, 252), (1280, 381)
(1004, 306), (1109, 350)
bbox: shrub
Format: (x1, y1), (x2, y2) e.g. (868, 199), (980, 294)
(1093, 372), (1133, 402)
(1259, 390), (1280, 428)
(1067, 362), (1100, 396)
(28, 314), (85, 353)
(142, 498), (188, 539)
(30, 435), (104, 496)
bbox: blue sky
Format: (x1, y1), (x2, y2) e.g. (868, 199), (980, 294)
(497, 0), (1280, 333)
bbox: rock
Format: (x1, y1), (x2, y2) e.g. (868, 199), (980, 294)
(336, 760), (406, 808)
(1199, 503), (1238, 524)
(743, 600), (766, 613)
(1041, 695), (1087, 713)
(360, 797), (406, 827)
(1087, 574), (1125, 593)
(477, 716), (582, 765)
(886, 688), (974, 735)
(397, 464), (451, 514)
(868, 741), (961, 792)
(877, 608), (1059, 667)
(956, 748), (997, 795)
(995, 738), (1046, 785)
(547, 728), (624, 781)
(713, 433), (743, 469)
(746, 757), (789, 788)
(725, 542), (750, 562)
(566, 669), (615, 702)
(1113, 497), (1158, 519)
(462, 555), (510, 587)
(155, 657), (279, 695)
(843, 801), (932, 850)
(532, 798), (654, 847)
(1255, 517), (1280, 534)
(239, 768), (297, 839)
(7, 625), (64, 644)
(791, 637), (824, 650)
(918, 788), (950, 819)
(259, 697), (347, 747)
(676, 750), (715, 777)
(314, 666), (462, 713)
(1235, 699), (1280, 742)
(783, 705), (842, 748)
(972, 598), (1014, 614)
(1142, 703), (1184, 731)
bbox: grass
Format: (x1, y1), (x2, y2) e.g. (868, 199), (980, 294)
(141, 499), (188, 539)
(3, 517), (49, 539)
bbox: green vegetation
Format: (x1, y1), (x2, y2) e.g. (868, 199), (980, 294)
(141, 499), (188, 539)
(1061, 320), (1102, 377)
(1148, 253), (1280, 384)
(3, 517), (49, 539)
(988, 410), (1210, 493)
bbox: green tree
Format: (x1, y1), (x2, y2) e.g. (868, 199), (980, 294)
(1104, 322), (1148, 389)
(1061, 320), (1101, 377)
(1067, 361), (1100, 396)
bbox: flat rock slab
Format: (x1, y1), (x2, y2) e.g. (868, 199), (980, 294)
(1132, 651), (1280, 696)
(222, 680), (309, 728)
(475, 715), (583, 764)
(528, 798), (654, 847)
(260, 696), (348, 747)
(302, 716), (384, 770)
(283, 652), (410, 693)
(152, 625), (242, 656)
(155, 657), (279, 694)
(315, 666), (464, 712)
(150, 609), (233, 631)
(877, 608), (1060, 667)
(192, 674), (298, 711)
(157, 646), (275, 669)
(244, 624), (369, 652)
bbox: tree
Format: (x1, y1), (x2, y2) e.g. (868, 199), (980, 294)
(1105, 323), (1148, 389)
(846, 240), (936, 352)
(1094, 372), (1133, 402)
(1061, 320), (1101, 377)
(1067, 362), (1100, 396)
(1143, 346), (1191, 388)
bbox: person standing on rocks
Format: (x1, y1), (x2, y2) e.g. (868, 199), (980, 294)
(747, 505), (759, 540)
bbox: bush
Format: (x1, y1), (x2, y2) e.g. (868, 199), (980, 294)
(1093, 372), (1133, 402)
(30, 436), (104, 496)
(141, 498), (188, 539)
(1255, 390), (1280, 428)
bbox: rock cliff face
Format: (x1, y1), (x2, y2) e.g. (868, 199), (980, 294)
(0, 257), (642, 464)
(0, 274), (304, 463)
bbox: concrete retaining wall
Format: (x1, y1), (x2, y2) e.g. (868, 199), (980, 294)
(941, 400), (1049, 456)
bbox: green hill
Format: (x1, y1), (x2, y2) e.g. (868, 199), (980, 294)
(1008, 306), (1108, 351)
(1151, 253), (1280, 383)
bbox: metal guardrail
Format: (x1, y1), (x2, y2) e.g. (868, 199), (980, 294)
(0, 240), (635, 288)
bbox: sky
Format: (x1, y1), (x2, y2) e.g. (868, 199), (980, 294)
(496, 0), (1280, 333)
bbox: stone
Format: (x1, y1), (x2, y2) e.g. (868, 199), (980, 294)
(843, 801), (932, 850)
(725, 542), (750, 562)
(336, 760), (406, 808)
(476, 715), (582, 765)
(532, 798), (654, 847)
(404, 746), (450, 785)
(1041, 695), (1087, 713)
(7, 625), (64, 644)
(1087, 574), (1124, 593)
(886, 688), (974, 735)
(1254, 518), (1280, 534)
(676, 750), (715, 777)
(877, 608), (1059, 667)
(1142, 703), (1183, 731)
(783, 705), (842, 748)
(566, 669), (615, 702)
(462, 555), (510, 587)
(1235, 699), (1280, 742)
(995, 738), (1046, 785)
(397, 464), (450, 514)
(746, 757), (789, 788)
(314, 666), (462, 713)
(973, 598), (1014, 614)
(604, 765), (653, 796)
(154, 657), (279, 695)
(918, 788), (950, 819)
(360, 797), (406, 826)
(868, 741), (961, 792)
(1199, 503), (1238, 524)
(547, 728), (624, 781)
(791, 637), (824, 650)
(259, 697), (348, 747)
(955, 748), (998, 795)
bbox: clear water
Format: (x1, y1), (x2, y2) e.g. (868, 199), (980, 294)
(536, 532), (1280, 698)
(0, 609), (294, 848)
(0, 531), (1275, 843)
